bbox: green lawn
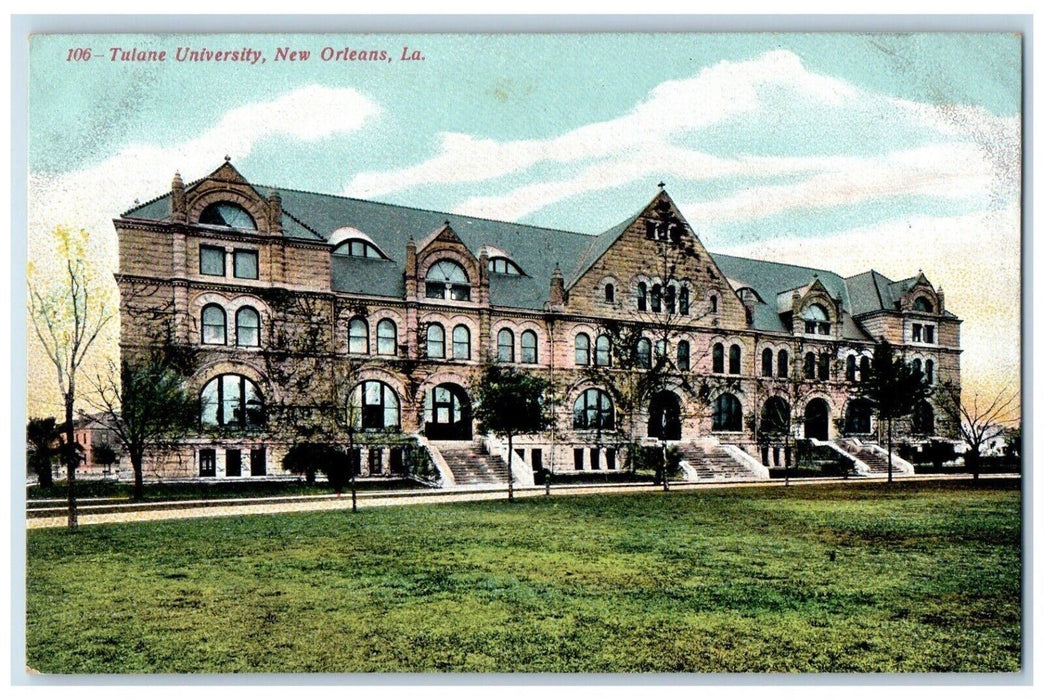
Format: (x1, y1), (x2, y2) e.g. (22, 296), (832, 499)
(26, 480), (1022, 673)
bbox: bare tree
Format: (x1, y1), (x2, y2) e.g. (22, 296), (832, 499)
(936, 381), (1018, 481)
(28, 227), (114, 529)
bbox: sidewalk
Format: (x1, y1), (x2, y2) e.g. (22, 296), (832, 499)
(25, 472), (1020, 529)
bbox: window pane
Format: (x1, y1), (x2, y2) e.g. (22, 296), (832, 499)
(521, 331), (537, 364)
(236, 308), (259, 347)
(427, 325), (445, 358)
(678, 341), (690, 371)
(202, 306), (226, 345)
(200, 246), (225, 276)
(452, 325), (470, 360)
(222, 375), (242, 426)
(200, 380), (219, 425)
(377, 320), (397, 355)
(575, 334), (590, 366)
(498, 330), (514, 362)
(233, 250), (258, 279)
(349, 319), (368, 354)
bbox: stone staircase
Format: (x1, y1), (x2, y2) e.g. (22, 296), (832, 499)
(835, 439), (903, 475)
(428, 440), (510, 486)
(678, 442), (761, 481)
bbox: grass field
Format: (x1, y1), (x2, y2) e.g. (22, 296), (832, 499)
(26, 480), (1022, 673)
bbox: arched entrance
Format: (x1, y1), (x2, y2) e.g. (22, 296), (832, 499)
(425, 383), (472, 440)
(804, 398), (830, 440)
(761, 397), (790, 437)
(648, 390), (682, 440)
(845, 399), (872, 435)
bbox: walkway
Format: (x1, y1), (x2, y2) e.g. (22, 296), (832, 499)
(25, 473), (1020, 529)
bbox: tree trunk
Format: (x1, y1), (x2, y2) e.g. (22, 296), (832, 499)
(131, 451), (145, 501)
(887, 417), (894, 485)
(662, 441), (669, 492)
(36, 457), (54, 488)
(64, 394), (78, 530)
(507, 433), (514, 501)
(968, 449), (980, 482)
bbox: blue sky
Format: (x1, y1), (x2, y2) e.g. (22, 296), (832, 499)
(26, 32), (1022, 415)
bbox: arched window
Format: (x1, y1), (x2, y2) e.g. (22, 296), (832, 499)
(376, 319), (397, 356)
(845, 399), (873, 434)
(803, 304), (831, 335)
(488, 257), (523, 275)
(426, 323), (445, 358)
(425, 260), (471, 301)
(355, 381), (400, 431)
(804, 352), (816, 379)
(575, 333), (591, 366)
(637, 338), (652, 369)
(498, 328), (515, 363)
(452, 325), (470, 360)
(912, 358), (923, 376)
(679, 287), (690, 315)
(912, 401), (935, 435)
(860, 355), (871, 383)
(650, 284), (662, 313)
(712, 393), (743, 432)
(572, 388), (614, 430)
(925, 359), (934, 384)
(818, 352), (830, 380)
(712, 343), (725, 373)
(845, 355), (856, 382)
(334, 239), (384, 259)
(677, 340), (690, 371)
(761, 348), (773, 377)
(664, 286), (676, 314)
(201, 304), (227, 345)
(913, 296), (934, 313)
(605, 284), (615, 303)
(762, 397), (791, 435)
(199, 202), (256, 230)
(200, 374), (264, 428)
(637, 282), (647, 312)
(348, 317), (368, 354)
(777, 349), (789, 378)
(235, 307), (260, 347)
(520, 330), (538, 364)
(595, 334), (611, 367)
(728, 344), (741, 375)
(710, 295), (718, 313)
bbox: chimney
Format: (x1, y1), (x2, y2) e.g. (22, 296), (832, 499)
(404, 238), (417, 297)
(549, 264), (565, 307)
(937, 287), (945, 313)
(170, 171), (186, 222)
(268, 190), (283, 234)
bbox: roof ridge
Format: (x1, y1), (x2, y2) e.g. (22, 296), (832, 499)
(710, 252), (844, 279)
(267, 183), (598, 239)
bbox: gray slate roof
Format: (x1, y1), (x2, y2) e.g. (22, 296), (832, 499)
(121, 177), (940, 332)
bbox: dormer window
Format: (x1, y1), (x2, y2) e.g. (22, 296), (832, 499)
(645, 219), (682, 243)
(425, 259), (471, 301)
(803, 304), (831, 335)
(488, 257), (523, 275)
(913, 296), (934, 313)
(199, 202), (256, 230)
(334, 239), (384, 259)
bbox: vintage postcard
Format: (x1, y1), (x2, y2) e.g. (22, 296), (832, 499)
(22, 29), (1023, 676)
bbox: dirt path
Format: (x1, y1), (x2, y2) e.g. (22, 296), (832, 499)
(25, 473), (1019, 529)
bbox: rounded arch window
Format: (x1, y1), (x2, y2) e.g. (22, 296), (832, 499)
(575, 333), (591, 366)
(595, 334), (611, 367)
(761, 348), (773, 377)
(712, 393), (743, 432)
(913, 296), (934, 313)
(728, 344), (741, 375)
(712, 342), (725, 373)
(348, 317), (369, 354)
(201, 304), (227, 345)
(677, 340), (690, 371)
(520, 330), (538, 364)
(200, 374), (265, 428)
(777, 349), (790, 378)
(425, 260), (471, 301)
(497, 328), (515, 363)
(426, 323), (445, 358)
(803, 304), (831, 335)
(354, 381), (400, 431)
(488, 257), (523, 275)
(199, 202), (256, 230)
(334, 239), (384, 259)
(636, 337), (652, 369)
(573, 388), (614, 430)
(235, 307), (260, 347)
(376, 319), (397, 355)
(604, 283), (615, 303)
(452, 324), (471, 360)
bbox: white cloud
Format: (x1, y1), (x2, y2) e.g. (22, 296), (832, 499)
(345, 49), (1018, 226)
(717, 206), (1022, 411)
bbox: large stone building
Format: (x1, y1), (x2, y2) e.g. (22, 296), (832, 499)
(114, 161), (960, 484)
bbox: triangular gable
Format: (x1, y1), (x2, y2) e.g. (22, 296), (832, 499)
(416, 222), (470, 254)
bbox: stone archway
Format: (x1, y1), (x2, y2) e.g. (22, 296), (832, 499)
(804, 398), (830, 440)
(424, 382), (472, 440)
(648, 390), (682, 440)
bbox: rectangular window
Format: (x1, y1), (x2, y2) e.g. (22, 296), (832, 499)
(912, 323), (922, 343)
(199, 448), (216, 477)
(606, 448), (616, 471)
(234, 249), (259, 279)
(225, 449), (242, 477)
(573, 448), (584, 471)
(200, 246), (225, 276)
(250, 447), (266, 476)
(589, 448), (600, 470)
(368, 448), (383, 476)
(925, 326), (935, 344)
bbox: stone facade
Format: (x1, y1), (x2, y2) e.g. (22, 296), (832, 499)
(114, 162), (962, 480)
